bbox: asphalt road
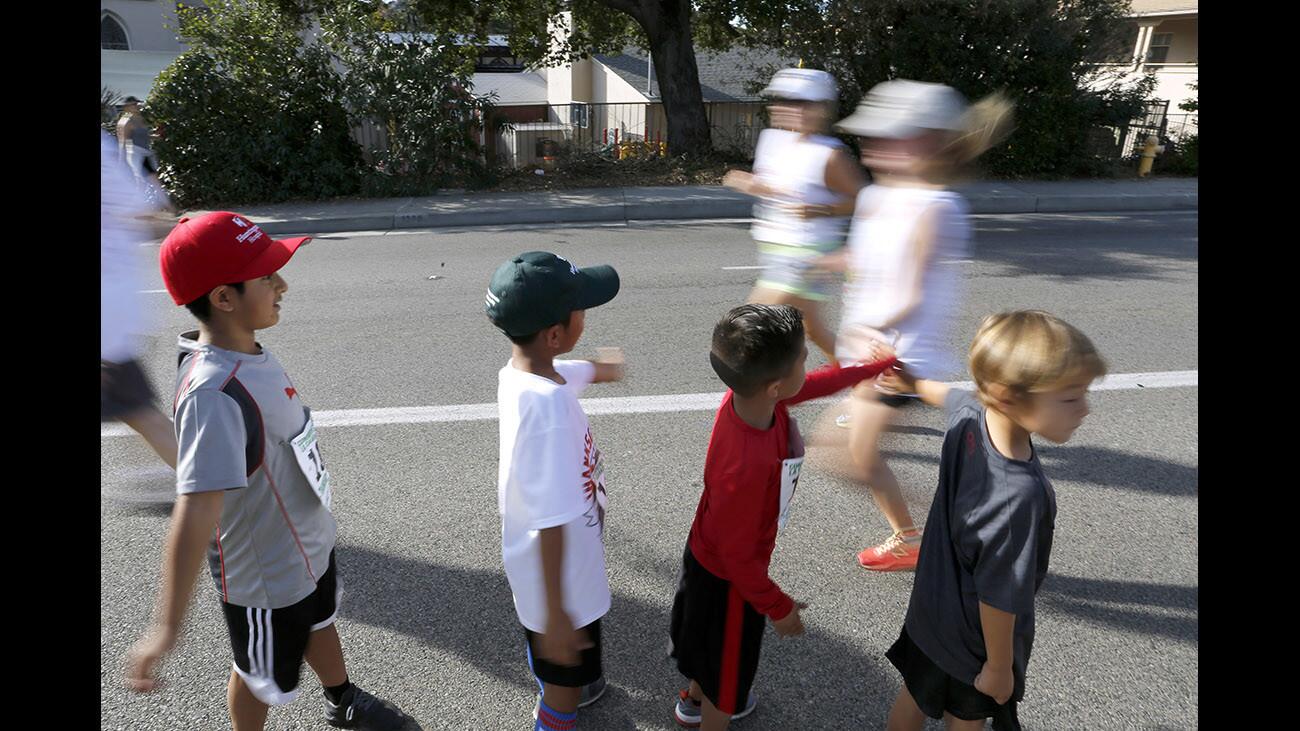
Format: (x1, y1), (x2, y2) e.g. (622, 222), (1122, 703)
(101, 211), (1198, 730)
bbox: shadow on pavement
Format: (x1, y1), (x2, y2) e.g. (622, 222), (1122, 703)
(1040, 574), (1197, 645)
(336, 544), (897, 730)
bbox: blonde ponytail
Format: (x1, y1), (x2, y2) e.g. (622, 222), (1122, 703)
(922, 92), (1016, 184)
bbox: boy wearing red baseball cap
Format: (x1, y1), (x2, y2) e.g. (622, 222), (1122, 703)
(125, 212), (414, 731)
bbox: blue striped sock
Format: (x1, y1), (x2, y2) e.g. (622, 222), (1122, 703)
(535, 699), (577, 731)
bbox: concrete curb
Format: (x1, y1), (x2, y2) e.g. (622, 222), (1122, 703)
(226, 185), (1197, 237)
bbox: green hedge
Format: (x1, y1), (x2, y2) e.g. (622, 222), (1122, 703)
(146, 0), (494, 207)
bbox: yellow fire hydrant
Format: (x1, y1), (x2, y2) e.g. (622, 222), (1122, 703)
(1138, 134), (1165, 177)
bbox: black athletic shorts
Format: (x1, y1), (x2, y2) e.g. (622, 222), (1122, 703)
(100, 358), (157, 421)
(220, 550), (341, 706)
(668, 546), (767, 715)
(525, 618), (603, 688)
(886, 626), (1022, 731)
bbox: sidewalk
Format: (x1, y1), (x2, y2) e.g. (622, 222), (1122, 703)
(187, 178), (1198, 236)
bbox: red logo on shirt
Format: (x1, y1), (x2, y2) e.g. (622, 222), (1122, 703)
(581, 429), (607, 533)
(285, 387), (297, 399)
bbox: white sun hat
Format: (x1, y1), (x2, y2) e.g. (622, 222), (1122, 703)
(835, 79), (968, 138)
(760, 68), (839, 103)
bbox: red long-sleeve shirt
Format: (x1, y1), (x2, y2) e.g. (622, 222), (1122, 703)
(686, 359), (897, 620)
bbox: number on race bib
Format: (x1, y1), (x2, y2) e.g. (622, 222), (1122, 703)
(290, 416), (332, 511)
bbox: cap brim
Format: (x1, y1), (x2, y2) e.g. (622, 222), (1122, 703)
(575, 264), (619, 310)
(235, 235), (310, 281)
(834, 113), (916, 139)
(761, 86), (831, 103)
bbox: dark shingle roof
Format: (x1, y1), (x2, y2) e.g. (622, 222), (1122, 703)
(594, 46), (797, 102)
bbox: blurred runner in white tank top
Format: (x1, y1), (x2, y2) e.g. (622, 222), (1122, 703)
(723, 68), (867, 363)
(812, 80), (1014, 573)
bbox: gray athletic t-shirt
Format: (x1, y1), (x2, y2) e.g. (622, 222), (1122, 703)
(905, 389), (1056, 696)
(173, 332), (337, 609)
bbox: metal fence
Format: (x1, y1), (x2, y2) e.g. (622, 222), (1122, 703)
(493, 101), (767, 168)
(1090, 101), (1198, 161)
(351, 98), (1197, 173)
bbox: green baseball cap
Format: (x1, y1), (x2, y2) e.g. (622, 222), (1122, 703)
(485, 251), (620, 337)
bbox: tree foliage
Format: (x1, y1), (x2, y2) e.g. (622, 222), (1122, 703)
(101, 86), (121, 133)
(321, 1), (494, 195)
(717, 0), (1154, 177)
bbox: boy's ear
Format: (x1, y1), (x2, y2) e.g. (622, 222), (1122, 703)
(764, 378), (784, 400)
(542, 322), (563, 349)
(210, 285), (238, 314)
(984, 383), (1026, 411)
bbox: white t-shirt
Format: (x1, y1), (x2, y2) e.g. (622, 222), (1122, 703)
(497, 359), (610, 632)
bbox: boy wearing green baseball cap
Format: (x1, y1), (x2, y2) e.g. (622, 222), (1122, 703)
(485, 251), (624, 731)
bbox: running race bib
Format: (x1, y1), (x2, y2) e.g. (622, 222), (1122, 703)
(777, 455), (804, 531)
(778, 419), (807, 531)
(290, 414), (332, 510)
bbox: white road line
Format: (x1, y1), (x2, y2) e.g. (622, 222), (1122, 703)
(726, 261), (972, 270)
(100, 369), (1197, 438)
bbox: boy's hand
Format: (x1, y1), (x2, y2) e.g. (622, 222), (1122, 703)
(771, 601), (808, 638)
(592, 347), (625, 383)
(879, 363), (917, 395)
(538, 609), (593, 667)
(125, 624), (178, 693)
(974, 662), (1014, 705)
(856, 341), (897, 369)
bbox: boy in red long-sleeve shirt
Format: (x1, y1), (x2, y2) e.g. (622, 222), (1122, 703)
(668, 304), (896, 729)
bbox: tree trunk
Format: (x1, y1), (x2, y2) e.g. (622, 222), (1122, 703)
(639, 0), (712, 157)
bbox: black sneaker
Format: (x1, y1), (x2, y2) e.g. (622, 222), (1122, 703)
(324, 685), (414, 730)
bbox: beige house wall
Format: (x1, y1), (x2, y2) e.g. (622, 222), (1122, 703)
(1089, 13), (1197, 119)
(593, 63), (654, 104)
(1153, 18), (1198, 63)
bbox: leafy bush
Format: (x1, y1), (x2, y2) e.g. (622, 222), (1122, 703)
(101, 86), (121, 133)
(1161, 78), (1198, 175)
(321, 7), (494, 196)
(147, 0), (497, 205)
(1153, 134), (1196, 175)
(146, 0), (363, 207)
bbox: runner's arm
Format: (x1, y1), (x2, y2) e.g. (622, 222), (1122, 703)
(785, 357), (898, 406)
(155, 490), (224, 634)
(821, 149), (868, 217)
(589, 347), (625, 384)
(723, 169), (780, 199)
(708, 467), (795, 621)
(975, 602), (1017, 704)
(127, 489), (224, 691)
(880, 369), (950, 408)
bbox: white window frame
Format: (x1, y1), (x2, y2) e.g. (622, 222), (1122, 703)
(1146, 32), (1173, 64)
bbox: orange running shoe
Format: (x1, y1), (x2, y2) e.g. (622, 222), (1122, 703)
(857, 530), (922, 571)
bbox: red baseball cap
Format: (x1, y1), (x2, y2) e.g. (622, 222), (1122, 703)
(159, 212), (310, 305)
